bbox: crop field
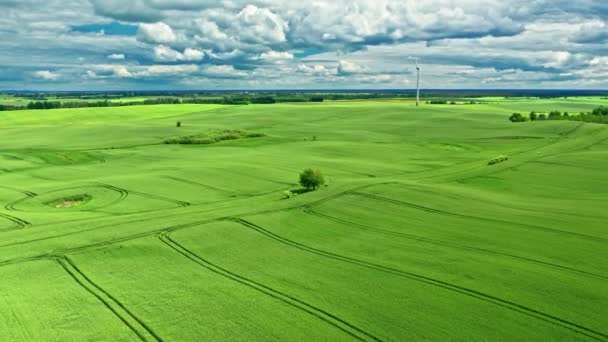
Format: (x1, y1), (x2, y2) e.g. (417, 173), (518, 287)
(0, 99), (607, 341)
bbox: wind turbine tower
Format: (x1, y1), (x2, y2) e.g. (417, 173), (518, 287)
(415, 58), (421, 106)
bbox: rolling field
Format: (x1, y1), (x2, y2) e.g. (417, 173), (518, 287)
(0, 99), (607, 341)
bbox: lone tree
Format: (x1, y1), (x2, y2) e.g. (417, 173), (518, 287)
(299, 169), (325, 191)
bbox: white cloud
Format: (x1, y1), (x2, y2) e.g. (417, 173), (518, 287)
(256, 50), (294, 63)
(543, 51), (572, 68)
(236, 5), (288, 44)
(86, 64), (133, 78)
(137, 22), (176, 44)
(202, 64), (247, 78)
(153, 45), (205, 62)
(183, 47), (205, 61)
(107, 53), (125, 60)
(195, 19), (229, 41)
(91, 0), (162, 22)
(33, 70), (60, 80)
(337, 60), (368, 75)
(297, 64), (333, 76)
(141, 64), (198, 76)
(4, 0), (608, 89)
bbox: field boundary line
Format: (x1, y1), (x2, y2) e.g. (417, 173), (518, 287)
(158, 232), (381, 342)
(235, 218), (608, 341)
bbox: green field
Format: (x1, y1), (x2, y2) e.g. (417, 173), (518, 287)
(0, 99), (606, 341)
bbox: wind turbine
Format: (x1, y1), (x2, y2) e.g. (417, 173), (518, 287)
(415, 58), (421, 106)
(409, 57), (421, 106)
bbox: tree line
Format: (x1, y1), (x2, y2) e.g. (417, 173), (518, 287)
(0, 95), (331, 111)
(509, 106), (608, 124)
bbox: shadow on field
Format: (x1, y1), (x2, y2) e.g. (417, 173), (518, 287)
(282, 187), (315, 200)
(290, 188), (312, 195)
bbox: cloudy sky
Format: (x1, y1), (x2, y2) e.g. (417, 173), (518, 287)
(1, 0), (607, 90)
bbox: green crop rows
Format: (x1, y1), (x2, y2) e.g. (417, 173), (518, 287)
(0, 99), (606, 341)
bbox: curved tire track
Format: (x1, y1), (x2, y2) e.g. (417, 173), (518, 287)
(0, 256), (161, 341)
(159, 232), (381, 342)
(55, 256), (162, 342)
(352, 192), (606, 242)
(0, 213), (31, 231)
(304, 208), (608, 281)
(163, 176), (233, 194)
(4, 184), (129, 212)
(235, 218), (608, 341)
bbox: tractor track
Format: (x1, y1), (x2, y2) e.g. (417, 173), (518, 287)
(0, 256), (161, 341)
(163, 176), (232, 194)
(234, 218), (608, 341)
(304, 208), (608, 281)
(94, 182), (190, 208)
(158, 232), (381, 342)
(0, 176), (604, 340)
(55, 256), (162, 342)
(0, 185), (37, 197)
(352, 192), (606, 242)
(4, 183), (129, 212)
(0, 181), (397, 250)
(0, 213), (31, 231)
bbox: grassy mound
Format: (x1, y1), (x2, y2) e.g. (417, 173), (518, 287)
(164, 129), (265, 145)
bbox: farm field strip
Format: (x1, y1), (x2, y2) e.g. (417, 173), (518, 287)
(0, 100), (607, 340)
(230, 218), (607, 340)
(303, 208), (608, 281)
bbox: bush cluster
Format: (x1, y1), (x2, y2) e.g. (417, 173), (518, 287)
(592, 106), (608, 116)
(164, 130), (265, 145)
(509, 113), (527, 122)
(510, 106), (608, 124)
(488, 155), (509, 165)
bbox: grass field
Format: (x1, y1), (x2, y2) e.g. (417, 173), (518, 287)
(0, 99), (606, 341)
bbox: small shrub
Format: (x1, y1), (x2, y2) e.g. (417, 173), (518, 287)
(283, 190), (297, 199)
(299, 169), (325, 190)
(176, 121), (181, 127)
(245, 132), (265, 138)
(488, 155), (509, 165)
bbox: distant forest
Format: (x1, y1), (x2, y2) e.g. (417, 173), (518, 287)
(1, 89), (608, 111)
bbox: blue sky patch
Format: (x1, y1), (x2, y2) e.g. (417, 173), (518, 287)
(72, 22), (137, 36)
